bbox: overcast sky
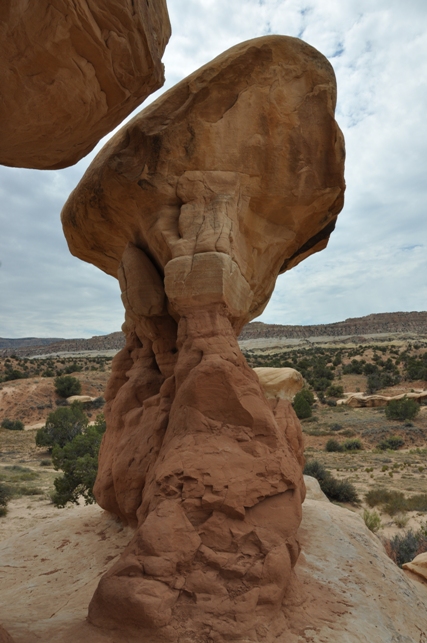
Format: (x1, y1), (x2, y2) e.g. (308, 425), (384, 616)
(1, 0), (426, 338)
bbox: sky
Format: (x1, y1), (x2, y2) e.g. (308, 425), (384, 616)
(1, 0), (427, 338)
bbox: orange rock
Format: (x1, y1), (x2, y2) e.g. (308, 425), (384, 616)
(61, 35), (345, 640)
(0, 625), (14, 643)
(0, 0), (170, 169)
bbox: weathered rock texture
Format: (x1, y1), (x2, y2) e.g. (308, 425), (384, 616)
(255, 367), (304, 401)
(1, 481), (427, 643)
(0, 0), (170, 169)
(61, 35), (345, 640)
(0, 625), (15, 643)
(403, 552), (427, 582)
(341, 390), (427, 408)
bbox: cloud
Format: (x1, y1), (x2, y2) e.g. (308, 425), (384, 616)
(1, 0), (427, 336)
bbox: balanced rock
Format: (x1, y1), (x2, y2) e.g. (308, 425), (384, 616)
(0, 0), (170, 169)
(61, 35), (345, 641)
(254, 367), (304, 401)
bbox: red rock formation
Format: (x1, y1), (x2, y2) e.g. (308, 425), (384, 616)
(61, 35), (345, 640)
(0, 0), (170, 169)
(0, 625), (15, 643)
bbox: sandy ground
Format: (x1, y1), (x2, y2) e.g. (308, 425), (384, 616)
(0, 370), (110, 427)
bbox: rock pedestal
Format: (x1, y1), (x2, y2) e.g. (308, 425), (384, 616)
(61, 35), (345, 640)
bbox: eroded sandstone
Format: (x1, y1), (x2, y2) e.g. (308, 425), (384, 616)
(61, 35), (345, 641)
(0, 0), (170, 169)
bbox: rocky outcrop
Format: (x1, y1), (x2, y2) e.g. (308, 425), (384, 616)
(254, 367), (304, 401)
(403, 552), (427, 583)
(342, 390), (427, 408)
(1, 480), (427, 643)
(61, 35), (345, 640)
(0, 0), (170, 169)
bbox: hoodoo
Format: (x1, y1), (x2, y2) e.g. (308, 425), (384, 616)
(61, 35), (345, 641)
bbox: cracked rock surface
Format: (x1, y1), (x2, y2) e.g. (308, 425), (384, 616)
(61, 35), (345, 641)
(0, 0), (170, 169)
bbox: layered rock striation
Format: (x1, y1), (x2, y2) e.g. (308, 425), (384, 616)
(61, 35), (345, 641)
(0, 0), (170, 169)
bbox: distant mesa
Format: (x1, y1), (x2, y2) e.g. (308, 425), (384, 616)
(3, 312), (427, 358)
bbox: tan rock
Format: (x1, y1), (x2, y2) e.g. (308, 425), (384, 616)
(0, 0), (170, 169)
(403, 552), (427, 583)
(1, 488), (427, 642)
(66, 395), (93, 404)
(343, 391), (427, 408)
(60, 35), (345, 640)
(254, 367), (304, 401)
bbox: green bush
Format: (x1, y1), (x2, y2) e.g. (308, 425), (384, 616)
(54, 375), (82, 398)
(378, 435), (405, 451)
(51, 413), (106, 507)
(293, 389), (313, 419)
(304, 459), (359, 503)
(326, 384), (344, 398)
(406, 494), (427, 512)
(36, 402), (88, 451)
(325, 439), (344, 452)
(383, 526), (427, 567)
(363, 508), (381, 533)
(383, 492), (407, 516)
(365, 487), (391, 507)
(385, 396), (419, 421)
(342, 438), (363, 451)
(0, 482), (11, 517)
(365, 488), (412, 516)
(298, 388), (315, 406)
(1, 418), (24, 431)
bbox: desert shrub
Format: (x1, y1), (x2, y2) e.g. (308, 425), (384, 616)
(326, 384), (344, 398)
(394, 513), (409, 529)
(54, 375), (81, 398)
(17, 486), (44, 496)
(299, 388), (315, 406)
(365, 487), (392, 508)
(303, 459), (359, 503)
(0, 482), (11, 517)
(343, 360), (364, 375)
(304, 459), (329, 483)
(36, 402), (88, 451)
(89, 396), (105, 409)
(363, 508), (381, 533)
(322, 477), (359, 503)
(383, 491), (407, 516)
(342, 438), (362, 451)
(51, 413), (106, 507)
(383, 527), (427, 567)
(385, 397), (419, 421)
(293, 390), (313, 419)
(406, 494), (427, 512)
(325, 439), (343, 452)
(329, 423), (342, 432)
(39, 459), (52, 467)
(378, 435), (405, 451)
(1, 418), (24, 431)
